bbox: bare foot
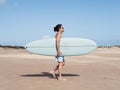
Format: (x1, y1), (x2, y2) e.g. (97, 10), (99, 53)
(57, 77), (66, 80)
(49, 71), (57, 79)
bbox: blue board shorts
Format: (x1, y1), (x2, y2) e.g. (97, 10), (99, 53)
(55, 56), (65, 62)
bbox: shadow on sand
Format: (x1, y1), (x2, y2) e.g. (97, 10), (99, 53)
(21, 72), (80, 79)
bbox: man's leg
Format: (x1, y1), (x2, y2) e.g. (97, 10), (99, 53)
(58, 62), (63, 80)
(54, 65), (59, 72)
(50, 65), (59, 79)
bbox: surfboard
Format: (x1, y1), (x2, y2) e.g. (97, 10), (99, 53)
(25, 38), (97, 56)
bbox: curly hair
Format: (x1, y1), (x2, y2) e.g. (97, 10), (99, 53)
(54, 24), (62, 32)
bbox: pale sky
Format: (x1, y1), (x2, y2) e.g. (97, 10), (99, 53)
(0, 0), (120, 46)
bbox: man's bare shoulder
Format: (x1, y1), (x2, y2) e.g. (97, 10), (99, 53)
(55, 33), (61, 39)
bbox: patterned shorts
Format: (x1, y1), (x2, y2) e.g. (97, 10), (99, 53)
(55, 56), (65, 62)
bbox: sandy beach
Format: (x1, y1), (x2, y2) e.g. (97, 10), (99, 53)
(0, 47), (120, 90)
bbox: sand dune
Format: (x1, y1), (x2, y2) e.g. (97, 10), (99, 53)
(0, 47), (120, 90)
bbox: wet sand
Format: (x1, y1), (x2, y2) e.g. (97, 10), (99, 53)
(0, 47), (120, 90)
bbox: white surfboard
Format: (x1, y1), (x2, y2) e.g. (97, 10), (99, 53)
(25, 38), (97, 56)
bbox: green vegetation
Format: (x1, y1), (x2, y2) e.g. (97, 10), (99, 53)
(0, 45), (25, 49)
(98, 45), (120, 48)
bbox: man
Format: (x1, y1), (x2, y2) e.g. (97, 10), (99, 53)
(50, 24), (65, 80)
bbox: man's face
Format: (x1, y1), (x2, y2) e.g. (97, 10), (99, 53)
(59, 26), (64, 32)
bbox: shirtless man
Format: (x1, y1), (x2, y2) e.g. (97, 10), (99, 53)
(50, 24), (65, 80)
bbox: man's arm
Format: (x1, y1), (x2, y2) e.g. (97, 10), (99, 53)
(56, 34), (61, 56)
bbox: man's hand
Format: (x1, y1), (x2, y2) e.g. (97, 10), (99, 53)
(57, 51), (62, 56)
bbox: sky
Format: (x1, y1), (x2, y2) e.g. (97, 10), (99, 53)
(0, 0), (120, 46)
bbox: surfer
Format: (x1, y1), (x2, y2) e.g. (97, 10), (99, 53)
(50, 24), (65, 80)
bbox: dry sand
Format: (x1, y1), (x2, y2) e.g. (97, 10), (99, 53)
(0, 47), (120, 90)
